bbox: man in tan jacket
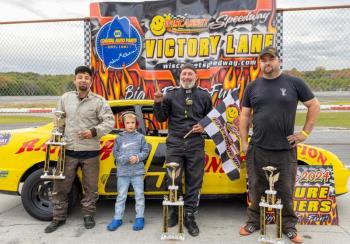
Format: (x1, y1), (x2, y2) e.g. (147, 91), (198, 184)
(45, 66), (115, 233)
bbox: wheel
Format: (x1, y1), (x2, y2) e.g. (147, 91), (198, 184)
(21, 168), (79, 221)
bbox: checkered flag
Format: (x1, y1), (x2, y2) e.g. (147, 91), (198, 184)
(199, 87), (241, 180)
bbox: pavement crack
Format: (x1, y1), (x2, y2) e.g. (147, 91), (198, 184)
(0, 204), (22, 216)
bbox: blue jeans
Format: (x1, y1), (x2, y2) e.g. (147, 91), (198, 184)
(114, 175), (145, 220)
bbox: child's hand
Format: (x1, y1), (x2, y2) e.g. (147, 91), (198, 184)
(129, 155), (138, 164)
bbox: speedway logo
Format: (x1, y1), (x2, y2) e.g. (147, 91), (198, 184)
(208, 11), (271, 30)
(96, 16), (142, 69)
(150, 14), (209, 35)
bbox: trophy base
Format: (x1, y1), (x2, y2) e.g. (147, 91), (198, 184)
(258, 236), (284, 244)
(41, 175), (66, 180)
(163, 199), (184, 206)
(161, 232), (185, 241)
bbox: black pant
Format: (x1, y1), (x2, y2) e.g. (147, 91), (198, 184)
(246, 144), (298, 233)
(165, 135), (205, 214)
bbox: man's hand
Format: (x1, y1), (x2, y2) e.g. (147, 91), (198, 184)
(78, 130), (93, 139)
(192, 123), (204, 133)
(154, 90), (163, 103)
(129, 155), (138, 164)
(287, 132), (308, 148)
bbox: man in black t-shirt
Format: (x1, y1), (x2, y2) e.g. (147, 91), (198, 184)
(239, 47), (320, 243)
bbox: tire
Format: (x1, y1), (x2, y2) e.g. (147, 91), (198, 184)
(21, 168), (79, 221)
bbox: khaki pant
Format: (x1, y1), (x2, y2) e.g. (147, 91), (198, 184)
(52, 155), (99, 220)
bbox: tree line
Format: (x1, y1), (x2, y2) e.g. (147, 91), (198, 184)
(285, 67), (350, 91)
(0, 72), (74, 96)
(0, 67), (349, 96)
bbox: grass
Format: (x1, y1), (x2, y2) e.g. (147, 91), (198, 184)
(0, 115), (52, 124)
(295, 112), (350, 128)
(317, 99), (350, 105)
(0, 102), (56, 108)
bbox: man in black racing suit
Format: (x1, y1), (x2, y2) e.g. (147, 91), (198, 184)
(153, 63), (212, 237)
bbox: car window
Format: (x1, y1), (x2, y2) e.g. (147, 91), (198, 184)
(141, 105), (167, 136)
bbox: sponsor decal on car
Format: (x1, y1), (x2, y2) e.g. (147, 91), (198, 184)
(0, 170), (9, 178)
(0, 132), (11, 146)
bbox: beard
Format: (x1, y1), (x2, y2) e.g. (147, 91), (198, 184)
(180, 79), (196, 89)
(78, 84), (88, 91)
(263, 65), (273, 75)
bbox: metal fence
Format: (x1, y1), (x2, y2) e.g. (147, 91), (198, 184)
(279, 6), (350, 91)
(0, 5), (349, 96)
(0, 19), (88, 96)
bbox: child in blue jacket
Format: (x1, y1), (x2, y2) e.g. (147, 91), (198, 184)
(107, 111), (150, 231)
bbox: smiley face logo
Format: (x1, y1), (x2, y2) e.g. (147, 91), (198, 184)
(226, 105), (239, 123)
(150, 15), (166, 36)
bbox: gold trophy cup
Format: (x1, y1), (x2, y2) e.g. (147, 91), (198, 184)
(161, 162), (185, 241)
(41, 110), (66, 180)
(258, 166), (284, 244)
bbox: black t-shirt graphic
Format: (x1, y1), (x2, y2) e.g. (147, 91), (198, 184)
(242, 74), (314, 150)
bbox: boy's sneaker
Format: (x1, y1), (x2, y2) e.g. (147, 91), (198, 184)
(83, 215), (95, 229)
(286, 231), (303, 243)
(239, 224), (259, 236)
(107, 219), (123, 231)
(44, 219), (66, 233)
(133, 217), (144, 231)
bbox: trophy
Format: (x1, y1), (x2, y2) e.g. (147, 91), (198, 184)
(41, 110), (66, 180)
(258, 166), (284, 244)
(161, 162), (185, 241)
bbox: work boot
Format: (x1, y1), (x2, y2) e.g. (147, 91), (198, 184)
(83, 215), (95, 229)
(168, 208), (178, 227)
(286, 231), (303, 243)
(184, 212), (199, 237)
(44, 219), (66, 233)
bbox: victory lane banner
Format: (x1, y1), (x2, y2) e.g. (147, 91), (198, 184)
(89, 0), (277, 105)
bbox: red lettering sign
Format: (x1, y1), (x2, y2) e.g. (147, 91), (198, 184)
(100, 139), (114, 160)
(205, 155), (224, 173)
(16, 139), (40, 154)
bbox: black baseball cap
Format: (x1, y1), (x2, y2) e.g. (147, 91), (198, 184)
(180, 62), (196, 73)
(259, 46), (279, 58)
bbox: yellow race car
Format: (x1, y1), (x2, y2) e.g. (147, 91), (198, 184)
(0, 99), (349, 221)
